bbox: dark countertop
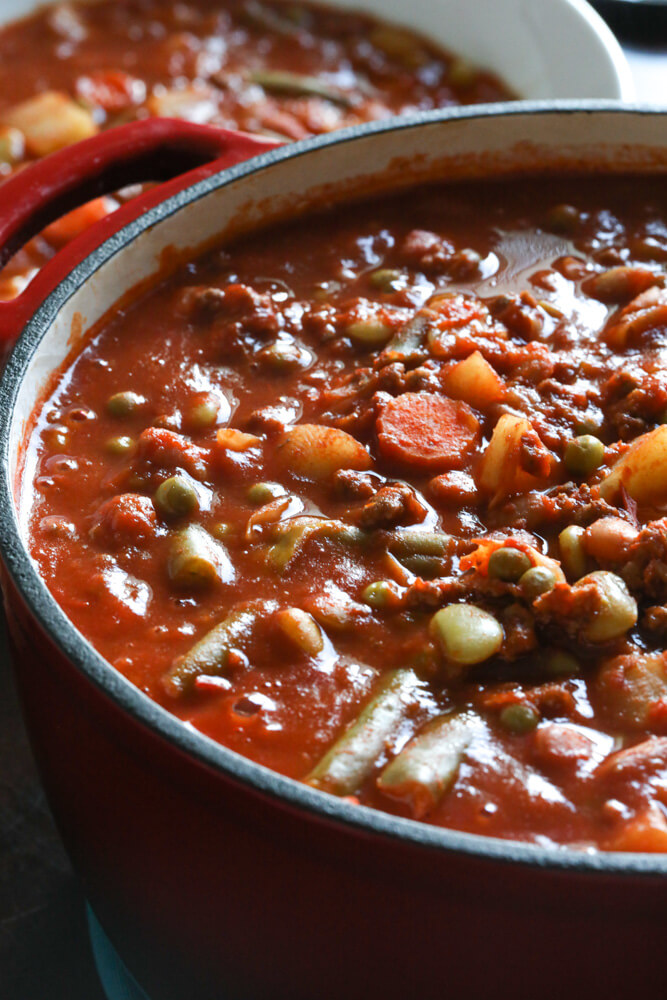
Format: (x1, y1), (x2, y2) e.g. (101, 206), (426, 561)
(1, 40), (665, 1000)
(0, 616), (105, 999)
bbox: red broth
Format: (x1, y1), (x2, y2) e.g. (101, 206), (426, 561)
(0, 0), (512, 299)
(25, 174), (667, 851)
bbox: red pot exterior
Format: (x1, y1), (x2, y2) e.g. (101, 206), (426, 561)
(4, 573), (666, 1000)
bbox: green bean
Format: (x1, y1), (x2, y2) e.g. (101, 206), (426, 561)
(163, 605), (259, 696)
(377, 711), (479, 818)
(268, 516), (364, 571)
(243, 0), (305, 36)
(381, 313), (429, 363)
(167, 524), (233, 589)
(306, 669), (421, 796)
(248, 70), (353, 107)
(488, 547), (532, 582)
(106, 390), (146, 418)
(390, 530), (454, 558)
(397, 554), (445, 579)
(155, 475), (199, 518)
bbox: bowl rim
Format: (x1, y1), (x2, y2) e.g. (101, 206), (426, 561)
(0, 0), (636, 102)
(3, 100), (667, 878)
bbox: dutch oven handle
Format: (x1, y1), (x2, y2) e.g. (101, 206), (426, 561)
(0, 118), (280, 345)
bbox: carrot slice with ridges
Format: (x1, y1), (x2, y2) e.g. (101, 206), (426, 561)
(376, 392), (479, 472)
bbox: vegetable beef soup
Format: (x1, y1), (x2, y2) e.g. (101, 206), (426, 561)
(0, 0), (512, 300)
(25, 174), (667, 851)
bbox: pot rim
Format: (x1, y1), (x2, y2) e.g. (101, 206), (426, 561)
(3, 99), (667, 878)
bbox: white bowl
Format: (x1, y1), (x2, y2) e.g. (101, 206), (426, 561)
(0, 0), (633, 101)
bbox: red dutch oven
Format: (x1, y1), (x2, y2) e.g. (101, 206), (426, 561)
(0, 105), (666, 1000)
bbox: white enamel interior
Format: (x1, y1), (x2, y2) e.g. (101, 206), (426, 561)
(0, 0), (633, 100)
(9, 107), (667, 527)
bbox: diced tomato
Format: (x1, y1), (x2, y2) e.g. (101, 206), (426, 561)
(89, 493), (157, 548)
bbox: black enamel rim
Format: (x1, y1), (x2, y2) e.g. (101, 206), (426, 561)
(2, 101), (667, 878)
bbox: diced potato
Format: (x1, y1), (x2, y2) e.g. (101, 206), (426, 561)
(477, 414), (553, 501)
(599, 425), (667, 504)
(146, 85), (217, 124)
(278, 424), (371, 482)
(2, 91), (97, 156)
(443, 351), (505, 410)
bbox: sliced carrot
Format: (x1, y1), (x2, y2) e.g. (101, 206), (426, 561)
(42, 196), (115, 248)
(376, 392), (479, 472)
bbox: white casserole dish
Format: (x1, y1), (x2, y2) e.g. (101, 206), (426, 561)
(0, 0), (634, 101)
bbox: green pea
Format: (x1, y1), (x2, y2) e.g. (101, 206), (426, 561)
(574, 417), (602, 436)
(368, 268), (402, 292)
(154, 475), (199, 518)
(499, 703), (540, 735)
(544, 203), (581, 235)
(543, 649), (580, 677)
(564, 434), (605, 477)
(345, 319), (393, 347)
(246, 481), (285, 505)
(259, 338), (308, 372)
(429, 604), (503, 666)
(187, 396), (220, 430)
(106, 391), (146, 418)
(105, 435), (134, 456)
(487, 547), (532, 583)
(449, 57), (478, 88)
(362, 580), (398, 609)
(520, 566), (557, 600)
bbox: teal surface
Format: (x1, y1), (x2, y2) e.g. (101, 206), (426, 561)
(87, 908), (150, 1000)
